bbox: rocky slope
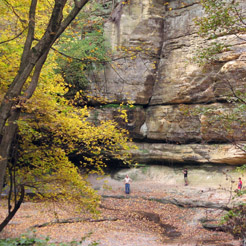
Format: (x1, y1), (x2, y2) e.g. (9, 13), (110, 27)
(88, 0), (246, 165)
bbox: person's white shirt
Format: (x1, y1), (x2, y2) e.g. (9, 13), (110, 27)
(124, 175), (131, 184)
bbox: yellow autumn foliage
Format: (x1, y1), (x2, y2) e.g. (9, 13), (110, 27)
(1, 0), (135, 214)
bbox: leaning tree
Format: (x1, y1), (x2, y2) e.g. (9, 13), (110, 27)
(0, 0), (90, 196)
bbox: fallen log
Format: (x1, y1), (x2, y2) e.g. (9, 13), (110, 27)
(101, 195), (231, 211)
(31, 217), (118, 228)
(199, 218), (226, 232)
(149, 197), (231, 211)
(201, 222), (226, 231)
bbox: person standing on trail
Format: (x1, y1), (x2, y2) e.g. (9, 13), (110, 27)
(238, 177), (242, 191)
(124, 174), (132, 194)
(183, 168), (188, 186)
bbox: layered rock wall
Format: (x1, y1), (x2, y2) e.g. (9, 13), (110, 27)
(89, 0), (246, 165)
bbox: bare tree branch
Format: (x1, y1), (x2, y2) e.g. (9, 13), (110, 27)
(233, 5), (246, 27)
(226, 80), (246, 104)
(0, 27), (27, 45)
(55, 0), (89, 40)
(3, 0), (27, 26)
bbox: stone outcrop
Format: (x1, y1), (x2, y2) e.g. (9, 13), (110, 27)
(88, 0), (246, 165)
(131, 142), (246, 165)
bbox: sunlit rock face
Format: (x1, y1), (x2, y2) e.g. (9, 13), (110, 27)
(88, 0), (164, 104)
(130, 142), (246, 165)
(88, 0), (246, 165)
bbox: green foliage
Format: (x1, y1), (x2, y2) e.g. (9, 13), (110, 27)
(139, 149), (150, 154)
(101, 104), (121, 108)
(195, 0), (245, 38)
(55, 59), (89, 97)
(0, 234), (49, 246)
(0, 232), (99, 246)
(193, 42), (231, 65)
(55, 1), (111, 98)
(194, 0), (246, 65)
(222, 204), (246, 239)
(101, 104), (137, 109)
(236, 164), (246, 173)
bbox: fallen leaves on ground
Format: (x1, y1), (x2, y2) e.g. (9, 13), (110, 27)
(0, 186), (240, 246)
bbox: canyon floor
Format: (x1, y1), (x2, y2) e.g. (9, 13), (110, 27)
(0, 173), (244, 246)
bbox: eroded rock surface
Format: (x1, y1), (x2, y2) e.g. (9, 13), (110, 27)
(88, 0), (246, 165)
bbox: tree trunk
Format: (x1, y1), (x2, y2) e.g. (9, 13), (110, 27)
(0, 0), (90, 196)
(0, 185), (25, 232)
(0, 110), (20, 196)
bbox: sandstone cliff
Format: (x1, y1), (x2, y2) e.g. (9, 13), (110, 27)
(88, 0), (246, 165)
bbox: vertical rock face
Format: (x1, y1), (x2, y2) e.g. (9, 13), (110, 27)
(89, 0), (246, 165)
(89, 0), (164, 104)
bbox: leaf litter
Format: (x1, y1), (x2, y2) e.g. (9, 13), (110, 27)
(0, 182), (241, 246)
